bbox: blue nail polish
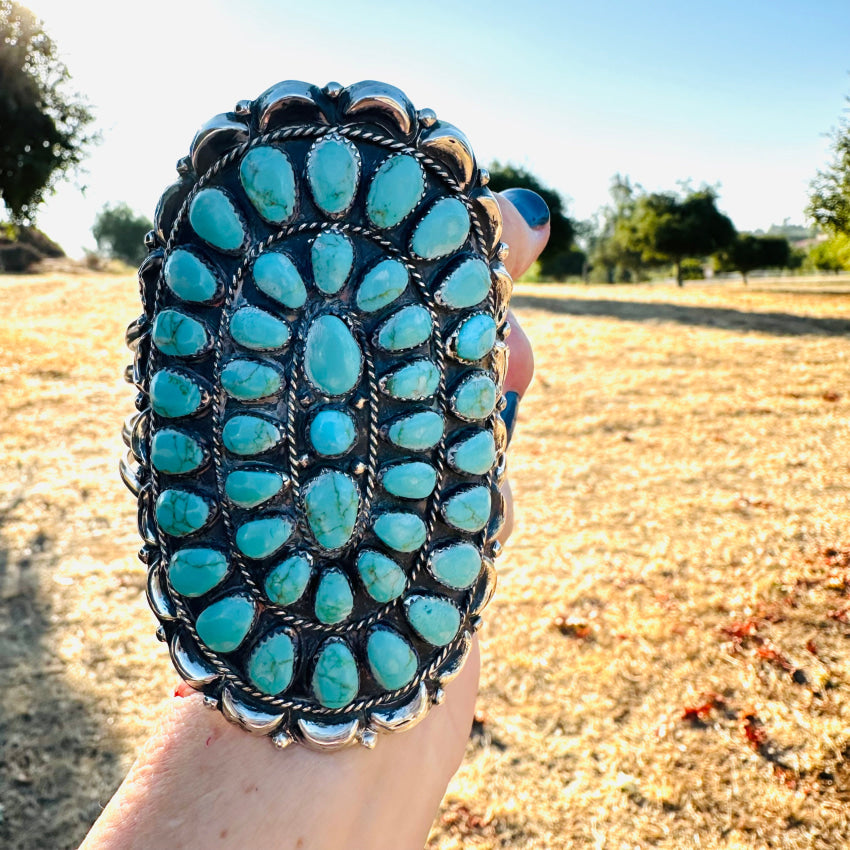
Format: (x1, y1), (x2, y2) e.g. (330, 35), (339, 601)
(501, 188), (550, 229)
(500, 391), (519, 445)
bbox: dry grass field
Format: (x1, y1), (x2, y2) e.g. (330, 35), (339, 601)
(0, 273), (848, 849)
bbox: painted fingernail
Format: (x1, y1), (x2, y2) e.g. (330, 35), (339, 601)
(500, 391), (520, 446)
(501, 188), (550, 229)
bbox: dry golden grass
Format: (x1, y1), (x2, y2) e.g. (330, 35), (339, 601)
(0, 274), (848, 849)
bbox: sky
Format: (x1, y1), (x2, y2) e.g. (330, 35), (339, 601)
(21, 0), (850, 257)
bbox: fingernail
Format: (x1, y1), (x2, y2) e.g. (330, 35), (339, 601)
(501, 188), (550, 229)
(500, 391), (520, 446)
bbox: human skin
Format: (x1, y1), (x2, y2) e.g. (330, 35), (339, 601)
(80, 193), (548, 850)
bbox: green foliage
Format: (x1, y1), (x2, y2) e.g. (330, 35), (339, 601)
(0, 2), (97, 224)
(808, 102), (850, 236)
(92, 203), (153, 266)
(807, 234), (850, 272)
(679, 258), (705, 280)
(586, 175), (645, 283)
(714, 234), (791, 283)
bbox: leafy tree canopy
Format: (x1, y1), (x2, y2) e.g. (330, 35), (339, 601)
(714, 234), (791, 283)
(92, 203), (152, 266)
(808, 101), (850, 236)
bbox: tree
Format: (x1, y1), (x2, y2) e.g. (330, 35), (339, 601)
(588, 174), (646, 282)
(715, 234), (791, 284)
(92, 203), (153, 266)
(0, 2), (97, 223)
(808, 101), (850, 236)
(808, 234), (850, 272)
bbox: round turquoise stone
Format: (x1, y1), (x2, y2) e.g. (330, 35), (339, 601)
(382, 461), (437, 500)
(437, 258), (491, 309)
(450, 430), (496, 475)
(247, 631), (295, 695)
(265, 555), (312, 605)
(164, 249), (219, 303)
(314, 569), (354, 624)
(229, 306), (290, 351)
(307, 136), (359, 216)
(309, 409), (356, 456)
(429, 543), (482, 590)
(455, 314), (497, 362)
(221, 359), (283, 401)
(304, 315), (362, 396)
(196, 594), (255, 653)
(383, 360), (439, 400)
(411, 197), (470, 260)
(311, 230), (354, 295)
(453, 374), (498, 420)
(406, 595), (461, 646)
(168, 547), (228, 597)
(152, 310), (208, 357)
(366, 154), (425, 229)
(155, 489), (210, 537)
(189, 188), (245, 252)
(386, 411), (444, 451)
(304, 471), (360, 550)
(357, 550), (406, 602)
(253, 252), (307, 309)
(150, 369), (203, 418)
(367, 628), (418, 690)
(150, 429), (205, 475)
(376, 305), (432, 352)
(235, 516), (293, 559)
(225, 469), (284, 508)
(443, 486), (491, 532)
(239, 145), (296, 224)
(355, 258), (408, 312)
(312, 639), (359, 709)
(373, 512), (427, 553)
(222, 415), (280, 455)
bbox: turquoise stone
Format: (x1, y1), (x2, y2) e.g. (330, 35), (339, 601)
(367, 628), (417, 690)
(229, 306), (291, 351)
(438, 258), (490, 309)
(248, 631), (295, 695)
(451, 430), (496, 475)
(235, 516), (293, 559)
(195, 594), (255, 653)
(366, 154), (425, 229)
(455, 314), (497, 361)
(382, 462), (437, 500)
(304, 471), (359, 550)
(376, 305), (432, 352)
(312, 640), (359, 709)
(265, 555), (312, 605)
(253, 252), (307, 309)
(221, 359), (283, 401)
(307, 136), (359, 216)
(152, 310), (208, 357)
(222, 415), (280, 455)
(373, 512), (427, 553)
(168, 547), (228, 597)
(411, 197), (470, 259)
(304, 315), (362, 396)
(309, 409), (356, 456)
(225, 469), (284, 507)
(406, 595), (461, 646)
(164, 249), (219, 303)
(311, 231), (354, 295)
(239, 145), (296, 224)
(189, 188), (245, 252)
(387, 411), (444, 451)
(429, 543), (481, 590)
(314, 569), (354, 624)
(357, 550), (406, 602)
(453, 374), (498, 420)
(383, 360), (439, 400)
(150, 429), (205, 475)
(155, 489), (210, 537)
(355, 259), (408, 312)
(443, 486), (491, 532)
(150, 369), (203, 418)
(248, 632), (295, 696)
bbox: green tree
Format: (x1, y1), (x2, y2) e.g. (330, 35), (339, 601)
(0, 2), (97, 223)
(808, 101), (850, 236)
(808, 234), (850, 272)
(715, 234), (791, 284)
(92, 203), (153, 266)
(588, 174), (645, 282)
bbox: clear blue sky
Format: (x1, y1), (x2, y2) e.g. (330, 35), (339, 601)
(27, 0), (850, 255)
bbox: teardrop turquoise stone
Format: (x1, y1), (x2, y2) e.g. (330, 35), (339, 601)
(222, 415), (280, 455)
(451, 430), (496, 475)
(383, 360), (439, 400)
(367, 628), (418, 690)
(152, 310), (208, 357)
(189, 188), (245, 252)
(304, 471), (359, 550)
(164, 249), (219, 303)
(307, 136), (359, 216)
(373, 512), (427, 553)
(196, 595), (255, 652)
(168, 547), (228, 597)
(225, 469), (284, 507)
(411, 197), (470, 260)
(235, 516), (293, 559)
(382, 462), (436, 500)
(357, 550), (406, 602)
(239, 145), (296, 224)
(221, 359), (283, 400)
(309, 409), (356, 456)
(386, 411), (444, 451)
(253, 252), (307, 309)
(356, 259), (408, 312)
(455, 314), (497, 361)
(311, 231), (354, 295)
(150, 369), (202, 418)
(304, 315), (362, 396)
(453, 374), (498, 420)
(312, 640), (359, 709)
(229, 306), (291, 351)
(265, 554), (312, 605)
(150, 429), (205, 475)
(155, 489), (210, 536)
(248, 631), (295, 695)
(438, 258), (490, 309)
(377, 305), (432, 352)
(366, 154), (424, 229)
(429, 543), (481, 589)
(406, 595), (461, 646)
(443, 486), (491, 532)
(314, 569), (354, 624)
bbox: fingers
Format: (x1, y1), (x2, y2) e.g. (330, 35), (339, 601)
(496, 188), (550, 280)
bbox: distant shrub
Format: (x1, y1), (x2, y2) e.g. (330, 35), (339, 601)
(680, 258), (705, 280)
